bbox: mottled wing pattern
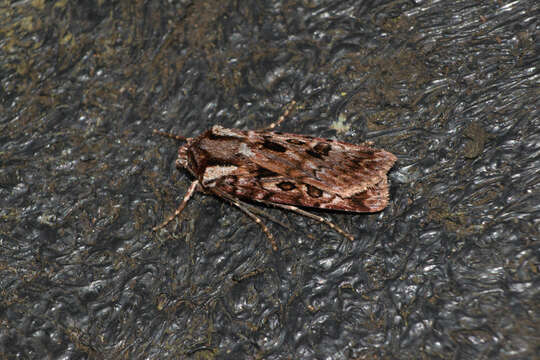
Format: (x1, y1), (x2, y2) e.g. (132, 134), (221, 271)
(208, 127), (396, 212)
(248, 130), (396, 196)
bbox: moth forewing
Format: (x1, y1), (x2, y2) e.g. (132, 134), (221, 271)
(242, 131), (397, 199)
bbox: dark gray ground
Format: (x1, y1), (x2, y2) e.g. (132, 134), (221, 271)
(1, 0), (539, 359)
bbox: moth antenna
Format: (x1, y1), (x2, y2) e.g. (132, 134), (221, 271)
(153, 129), (188, 141)
(259, 100), (297, 131)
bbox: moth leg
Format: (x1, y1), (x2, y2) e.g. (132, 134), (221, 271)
(259, 100), (297, 131)
(212, 189), (279, 251)
(153, 180), (199, 231)
(269, 203), (355, 242)
(153, 129), (189, 142)
(359, 140), (375, 147)
(234, 200), (294, 231)
(229, 200), (279, 251)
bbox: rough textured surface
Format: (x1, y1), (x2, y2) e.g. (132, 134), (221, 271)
(1, 0), (538, 359)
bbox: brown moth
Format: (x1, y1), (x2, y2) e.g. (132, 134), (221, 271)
(153, 101), (397, 250)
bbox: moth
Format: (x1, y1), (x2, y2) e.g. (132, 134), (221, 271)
(153, 101), (397, 250)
